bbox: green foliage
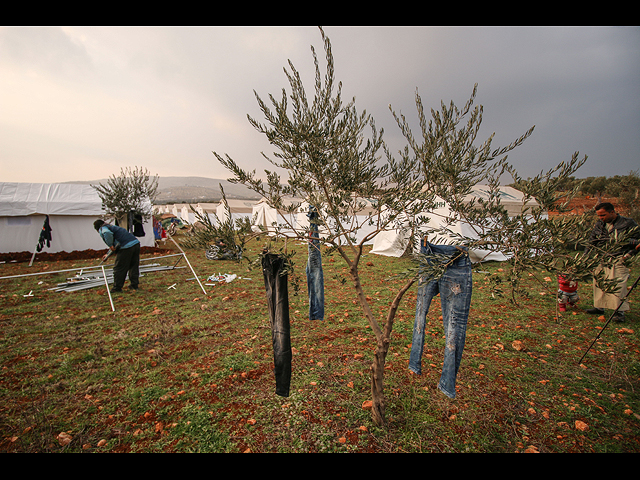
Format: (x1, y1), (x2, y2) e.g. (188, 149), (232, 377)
(210, 26), (637, 426)
(92, 166), (159, 222)
(526, 171), (640, 222)
(180, 185), (251, 259)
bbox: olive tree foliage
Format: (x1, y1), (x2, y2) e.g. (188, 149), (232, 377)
(212, 27), (602, 426)
(181, 185), (252, 258)
(92, 167), (159, 222)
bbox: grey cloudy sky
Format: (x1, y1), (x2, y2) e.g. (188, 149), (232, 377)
(1, 26), (638, 184)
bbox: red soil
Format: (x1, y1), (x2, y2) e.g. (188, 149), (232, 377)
(0, 246), (173, 264)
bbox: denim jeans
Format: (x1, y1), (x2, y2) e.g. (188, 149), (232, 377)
(409, 242), (472, 399)
(306, 206), (325, 320)
(262, 253), (292, 397)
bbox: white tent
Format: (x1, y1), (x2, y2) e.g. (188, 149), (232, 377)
(293, 199), (378, 245)
(0, 182), (155, 254)
(368, 208), (414, 257)
(170, 204), (191, 223)
(251, 198), (280, 234)
(194, 203), (218, 225)
(153, 204), (171, 215)
(216, 199), (255, 224)
(370, 186), (541, 262)
(247, 197), (304, 236)
(469, 185), (539, 217)
(179, 205), (196, 225)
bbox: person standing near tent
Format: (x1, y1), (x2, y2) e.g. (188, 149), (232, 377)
(93, 219), (141, 293)
(586, 202), (640, 322)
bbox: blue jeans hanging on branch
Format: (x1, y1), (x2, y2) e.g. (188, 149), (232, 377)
(306, 206), (325, 321)
(409, 242), (472, 399)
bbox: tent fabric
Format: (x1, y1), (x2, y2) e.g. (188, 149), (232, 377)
(216, 199), (255, 224)
(0, 182), (104, 217)
(370, 186), (540, 262)
(368, 209), (413, 257)
(252, 199), (280, 234)
(0, 182), (155, 254)
(467, 185), (539, 217)
(194, 203), (218, 225)
(369, 200), (509, 262)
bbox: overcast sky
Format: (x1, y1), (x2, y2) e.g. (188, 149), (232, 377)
(1, 26), (638, 185)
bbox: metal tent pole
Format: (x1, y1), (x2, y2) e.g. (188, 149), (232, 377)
(0, 253), (186, 281)
(102, 265), (115, 312)
(28, 245), (38, 267)
(0, 264), (107, 281)
(167, 234), (207, 295)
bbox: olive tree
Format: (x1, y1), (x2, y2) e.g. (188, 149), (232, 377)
(213, 27), (598, 426)
(92, 166), (158, 226)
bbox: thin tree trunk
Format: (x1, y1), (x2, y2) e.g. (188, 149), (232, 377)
(370, 342), (387, 426)
(343, 247), (416, 426)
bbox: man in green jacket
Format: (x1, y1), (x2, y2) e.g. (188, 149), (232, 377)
(586, 203), (640, 322)
(94, 219), (141, 293)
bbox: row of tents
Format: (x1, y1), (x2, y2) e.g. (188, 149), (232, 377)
(157, 185), (541, 262)
(1, 181), (540, 263)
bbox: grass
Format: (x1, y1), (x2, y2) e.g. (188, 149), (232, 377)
(0, 235), (639, 453)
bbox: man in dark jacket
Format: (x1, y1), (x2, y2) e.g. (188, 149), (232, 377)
(93, 219), (141, 293)
(586, 203), (640, 322)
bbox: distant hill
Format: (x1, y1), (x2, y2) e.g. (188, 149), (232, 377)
(67, 176), (262, 204)
(154, 176), (261, 204)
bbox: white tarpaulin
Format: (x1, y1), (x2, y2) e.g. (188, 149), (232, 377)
(194, 203), (218, 225)
(370, 186), (541, 262)
(0, 182), (104, 217)
(0, 182), (155, 254)
(368, 207), (414, 257)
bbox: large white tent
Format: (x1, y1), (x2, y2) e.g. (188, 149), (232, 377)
(171, 204), (192, 223)
(0, 182), (155, 254)
(370, 186), (541, 262)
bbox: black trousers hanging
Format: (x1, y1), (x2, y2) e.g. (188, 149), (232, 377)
(262, 253), (292, 397)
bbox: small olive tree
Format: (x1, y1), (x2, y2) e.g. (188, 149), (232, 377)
(212, 27), (622, 426)
(92, 167), (158, 225)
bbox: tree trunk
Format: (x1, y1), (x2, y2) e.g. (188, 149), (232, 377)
(340, 245), (417, 427)
(370, 337), (389, 426)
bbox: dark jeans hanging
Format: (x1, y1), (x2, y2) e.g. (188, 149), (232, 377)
(262, 253), (292, 397)
(409, 241), (472, 399)
(306, 206), (324, 320)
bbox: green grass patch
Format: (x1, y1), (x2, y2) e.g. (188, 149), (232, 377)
(1, 238), (638, 452)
